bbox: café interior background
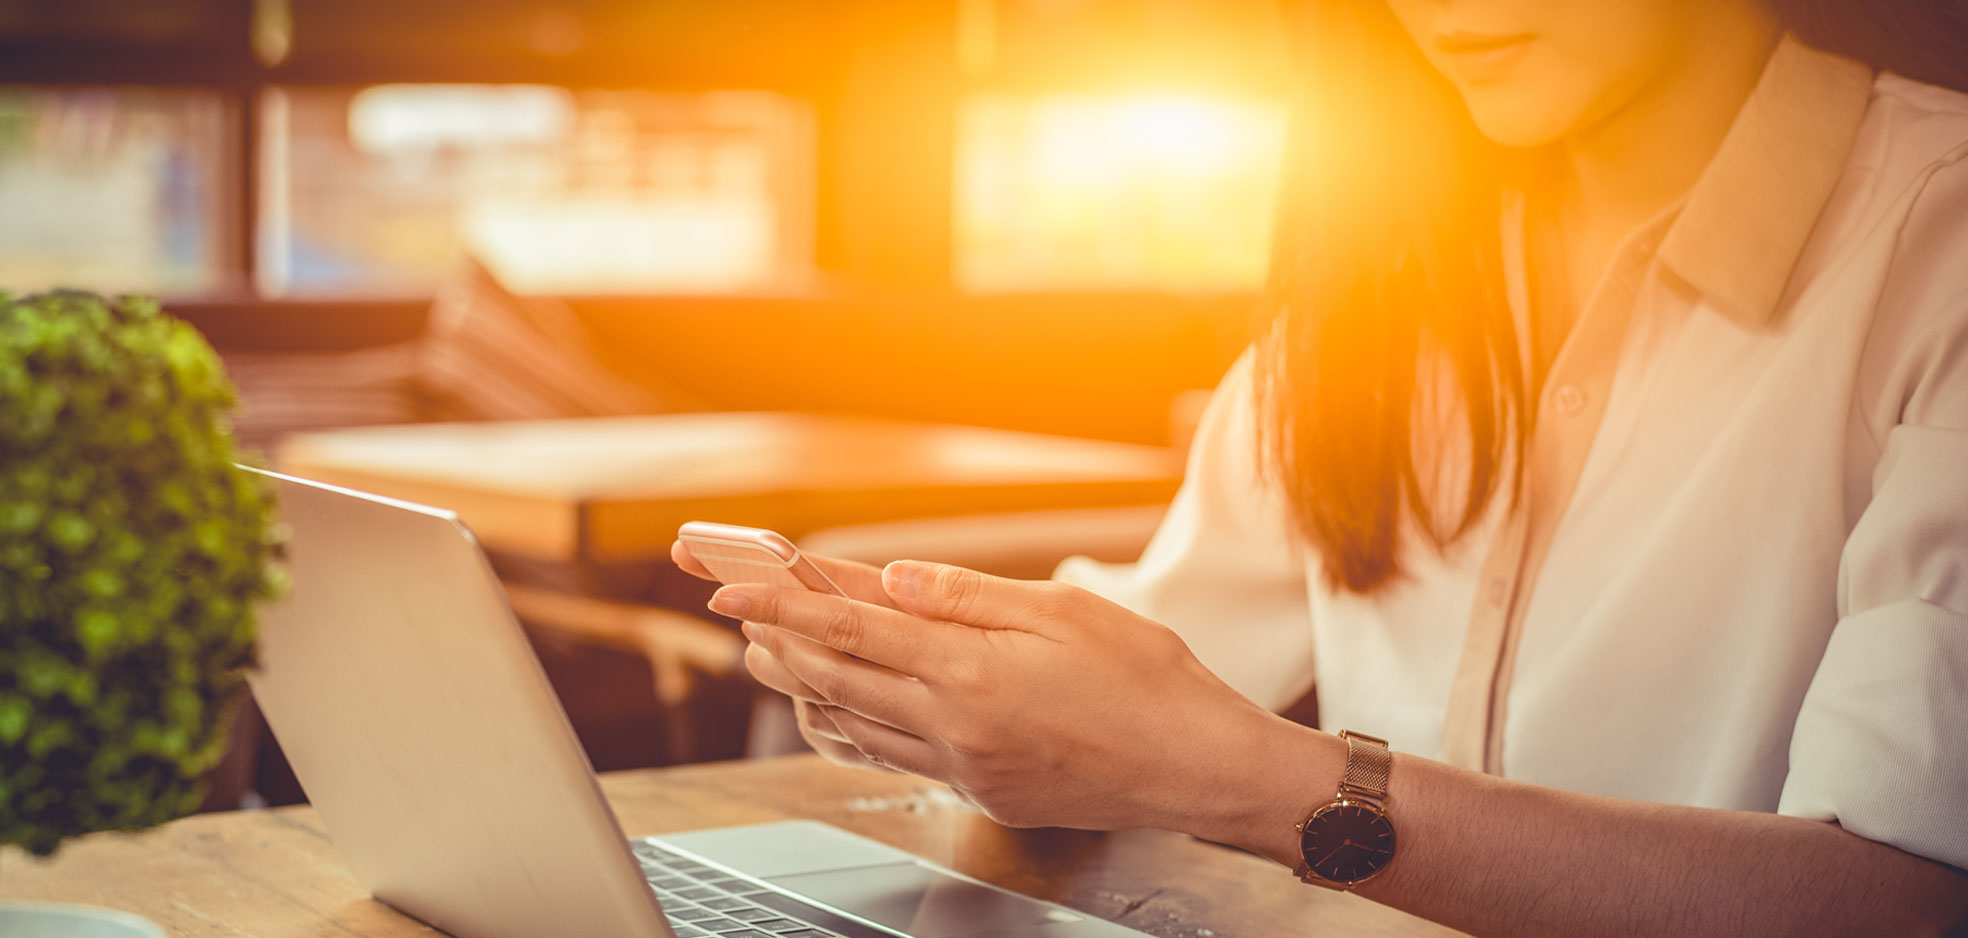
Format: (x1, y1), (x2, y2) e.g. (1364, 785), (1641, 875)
(1, 0), (1295, 805)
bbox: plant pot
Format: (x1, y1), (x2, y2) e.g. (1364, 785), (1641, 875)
(0, 902), (164, 938)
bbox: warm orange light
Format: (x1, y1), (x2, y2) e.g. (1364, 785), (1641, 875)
(958, 94), (1287, 291)
(1114, 96), (1261, 173)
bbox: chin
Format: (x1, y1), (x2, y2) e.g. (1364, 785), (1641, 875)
(1460, 95), (1571, 148)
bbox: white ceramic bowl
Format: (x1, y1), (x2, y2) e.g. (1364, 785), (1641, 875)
(0, 902), (165, 938)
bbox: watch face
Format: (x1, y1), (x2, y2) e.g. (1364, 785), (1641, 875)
(1299, 801), (1396, 885)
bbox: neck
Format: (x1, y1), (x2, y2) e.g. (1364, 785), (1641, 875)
(1561, 12), (1781, 229)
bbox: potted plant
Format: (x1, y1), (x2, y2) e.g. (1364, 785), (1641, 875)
(0, 291), (283, 936)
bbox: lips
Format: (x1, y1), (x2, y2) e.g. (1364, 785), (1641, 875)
(1435, 31), (1536, 83)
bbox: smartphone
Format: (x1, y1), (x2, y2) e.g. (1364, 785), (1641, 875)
(677, 521), (845, 596)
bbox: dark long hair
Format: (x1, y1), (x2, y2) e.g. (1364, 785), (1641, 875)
(1258, 0), (1968, 594)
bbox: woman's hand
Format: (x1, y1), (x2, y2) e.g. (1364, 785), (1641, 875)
(670, 539), (893, 769)
(710, 561), (1309, 837)
(741, 626), (902, 772)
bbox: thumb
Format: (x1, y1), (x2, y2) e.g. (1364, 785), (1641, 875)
(881, 560), (1050, 632)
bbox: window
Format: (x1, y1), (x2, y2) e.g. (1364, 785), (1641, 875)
(956, 94), (1286, 292)
(0, 87), (233, 295)
(4, 1), (1292, 301)
(259, 85), (813, 296)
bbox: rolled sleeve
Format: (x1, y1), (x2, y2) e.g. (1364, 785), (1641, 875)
(1778, 427), (1968, 868)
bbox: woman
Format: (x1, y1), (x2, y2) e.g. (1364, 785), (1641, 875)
(676, 0), (1968, 934)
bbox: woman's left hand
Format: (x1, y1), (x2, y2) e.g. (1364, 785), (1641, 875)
(711, 561), (1308, 838)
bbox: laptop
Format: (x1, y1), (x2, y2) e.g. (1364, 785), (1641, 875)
(243, 468), (1154, 938)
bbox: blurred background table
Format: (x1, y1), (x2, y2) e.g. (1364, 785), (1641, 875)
(274, 412), (1185, 563)
(0, 756), (1466, 938)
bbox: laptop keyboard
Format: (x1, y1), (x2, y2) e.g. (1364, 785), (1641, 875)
(633, 839), (889, 938)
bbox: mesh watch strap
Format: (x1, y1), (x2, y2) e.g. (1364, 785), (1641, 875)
(1338, 730), (1392, 803)
(1294, 730), (1396, 888)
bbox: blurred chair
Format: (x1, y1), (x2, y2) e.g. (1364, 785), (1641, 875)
(417, 258), (701, 421)
(501, 584), (747, 764)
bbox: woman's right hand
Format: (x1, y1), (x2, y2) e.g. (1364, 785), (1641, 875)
(669, 539), (893, 769)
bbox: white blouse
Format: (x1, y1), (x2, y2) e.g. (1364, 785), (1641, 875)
(1056, 37), (1968, 869)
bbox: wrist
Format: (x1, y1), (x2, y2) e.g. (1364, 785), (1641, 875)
(1177, 711), (1344, 867)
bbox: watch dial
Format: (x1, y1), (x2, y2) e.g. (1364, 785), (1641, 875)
(1300, 802), (1396, 884)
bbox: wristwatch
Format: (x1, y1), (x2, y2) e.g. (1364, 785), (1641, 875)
(1293, 730), (1396, 889)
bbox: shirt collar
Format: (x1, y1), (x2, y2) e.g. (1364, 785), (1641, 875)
(1656, 35), (1874, 329)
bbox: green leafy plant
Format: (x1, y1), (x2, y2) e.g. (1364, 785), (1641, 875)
(0, 290), (282, 856)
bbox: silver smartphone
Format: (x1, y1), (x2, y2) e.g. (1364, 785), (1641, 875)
(677, 521), (846, 595)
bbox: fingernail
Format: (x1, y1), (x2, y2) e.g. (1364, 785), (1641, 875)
(739, 620), (760, 641)
(883, 561), (924, 603)
(710, 588), (751, 619)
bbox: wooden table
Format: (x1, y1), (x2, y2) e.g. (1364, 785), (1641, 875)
(275, 414), (1185, 563)
(0, 756), (1462, 938)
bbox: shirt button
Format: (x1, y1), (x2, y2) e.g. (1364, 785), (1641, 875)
(1554, 384), (1587, 417)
